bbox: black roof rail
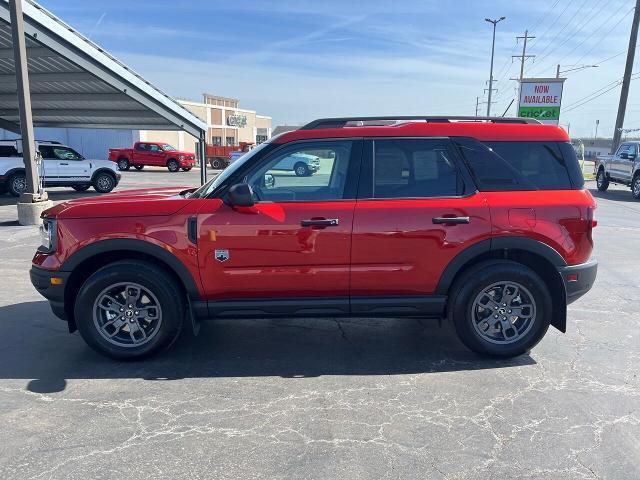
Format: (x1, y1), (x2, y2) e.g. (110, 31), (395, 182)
(300, 116), (542, 130)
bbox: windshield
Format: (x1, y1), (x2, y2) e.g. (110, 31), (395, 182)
(190, 141), (272, 198)
(162, 144), (176, 151)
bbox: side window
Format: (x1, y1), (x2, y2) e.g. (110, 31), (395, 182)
(628, 144), (637, 157)
(245, 141), (353, 202)
(0, 145), (19, 157)
(616, 144), (629, 156)
(372, 139), (463, 198)
(485, 141), (572, 190)
(135, 143), (147, 151)
(148, 144), (161, 152)
(52, 147), (82, 160)
(38, 145), (56, 160)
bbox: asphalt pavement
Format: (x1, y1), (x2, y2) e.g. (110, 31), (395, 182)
(0, 167), (638, 479)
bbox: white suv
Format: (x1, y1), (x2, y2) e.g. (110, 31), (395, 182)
(0, 140), (120, 197)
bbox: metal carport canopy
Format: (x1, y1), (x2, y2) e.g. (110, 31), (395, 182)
(0, 0), (206, 138)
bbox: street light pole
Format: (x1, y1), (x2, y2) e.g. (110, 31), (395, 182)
(485, 16), (506, 117)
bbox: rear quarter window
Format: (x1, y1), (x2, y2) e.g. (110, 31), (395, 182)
(454, 138), (583, 191)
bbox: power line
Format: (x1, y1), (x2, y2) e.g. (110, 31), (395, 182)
(573, 6), (635, 66)
(534, 0), (592, 61)
(529, 0), (579, 50)
(563, 72), (640, 113)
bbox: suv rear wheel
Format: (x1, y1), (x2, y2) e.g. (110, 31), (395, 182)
(8, 172), (26, 197)
(92, 172), (116, 193)
(596, 168), (609, 192)
(74, 261), (184, 360)
(448, 260), (551, 358)
(167, 159), (180, 172)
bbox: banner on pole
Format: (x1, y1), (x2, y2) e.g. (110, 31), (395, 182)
(518, 78), (566, 125)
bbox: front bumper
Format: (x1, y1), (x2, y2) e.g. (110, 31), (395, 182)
(30, 265), (69, 321)
(559, 258), (598, 304)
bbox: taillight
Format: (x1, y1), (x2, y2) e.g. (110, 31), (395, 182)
(587, 206), (597, 229)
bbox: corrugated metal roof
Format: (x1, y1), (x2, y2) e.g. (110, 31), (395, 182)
(0, 0), (206, 137)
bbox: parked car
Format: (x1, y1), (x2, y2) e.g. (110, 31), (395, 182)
(108, 142), (196, 172)
(207, 142), (254, 169)
(0, 140), (120, 196)
(270, 152), (320, 176)
(31, 116), (597, 360)
(595, 141), (640, 198)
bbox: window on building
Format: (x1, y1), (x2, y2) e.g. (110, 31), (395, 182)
(226, 137), (235, 147)
(256, 135), (268, 144)
(211, 137), (222, 146)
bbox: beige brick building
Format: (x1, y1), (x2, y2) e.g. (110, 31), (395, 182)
(140, 93), (272, 153)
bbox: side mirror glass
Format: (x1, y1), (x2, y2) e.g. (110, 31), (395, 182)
(264, 173), (275, 189)
(226, 183), (255, 207)
(620, 152), (629, 159)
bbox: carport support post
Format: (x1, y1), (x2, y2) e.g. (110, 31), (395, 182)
(198, 131), (207, 185)
(9, 0), (52, 224)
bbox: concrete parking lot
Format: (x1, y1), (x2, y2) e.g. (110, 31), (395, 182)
(0, 169), (638, 479)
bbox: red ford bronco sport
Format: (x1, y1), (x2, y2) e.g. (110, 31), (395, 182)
(30, 116), (597, 360)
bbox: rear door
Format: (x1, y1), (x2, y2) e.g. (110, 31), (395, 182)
(196, 139), (362, 313)
(50, 146), (89, 182)
(350, 138), (491, 312)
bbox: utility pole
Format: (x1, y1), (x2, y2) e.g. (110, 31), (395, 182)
(594, 119), (599, 141)
(485, 16), (506, 116)
(475, 96), (480, 116)
(611, 0), (640, 154)
(512, 30), (535, 81)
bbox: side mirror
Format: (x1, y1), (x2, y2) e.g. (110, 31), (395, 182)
(629, 153), (637, 161)
(226, 183), (254, 207)
(620, 152), (629, 159)
(264, 173), (275, 189)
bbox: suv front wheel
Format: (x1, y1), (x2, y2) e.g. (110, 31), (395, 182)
(92, 172), (116, 193)
(448, 261), (551, 358)
(74, 261), (184, 360)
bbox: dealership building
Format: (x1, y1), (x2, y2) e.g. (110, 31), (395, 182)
(141, 93), (272, 152)
(0, 92), (271, 158)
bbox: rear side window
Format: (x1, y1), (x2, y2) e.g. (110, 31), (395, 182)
(485, 141), (572, 190)
(454, 138), (583, 190)
(0, 145), (19, 157)
(373, 139), (464, 198)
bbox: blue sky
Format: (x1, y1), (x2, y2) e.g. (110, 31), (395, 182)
(37, 0), (639, 137)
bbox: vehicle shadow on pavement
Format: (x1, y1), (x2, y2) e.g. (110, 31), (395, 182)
(0, 301), (535, 394)
(589, 187), (639, 203)
(0, 190), (103, 207)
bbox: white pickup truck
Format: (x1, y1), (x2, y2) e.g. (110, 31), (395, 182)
(0, 140), (120, 196)
(595, 141), (640, 199)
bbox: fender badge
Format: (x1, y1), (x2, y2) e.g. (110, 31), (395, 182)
(214, 249), (229, 262)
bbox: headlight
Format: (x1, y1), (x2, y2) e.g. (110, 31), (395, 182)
(39, 218), (57, 253)
(179, 155), (185, 160)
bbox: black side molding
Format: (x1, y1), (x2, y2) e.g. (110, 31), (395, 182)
(187, 217), (198, 244)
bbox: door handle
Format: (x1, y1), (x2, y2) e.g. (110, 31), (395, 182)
(60, 162), (68, 165)
(301, 218), (339, 227)
(432, 216), (470, 225)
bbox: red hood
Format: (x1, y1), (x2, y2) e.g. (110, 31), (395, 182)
(43, 186), (196, 219)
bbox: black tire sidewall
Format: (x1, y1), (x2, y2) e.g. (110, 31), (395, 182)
(449, 261), (551, 358)
(632, 175), (640, 199)
(596, 170), (609, 191)
(294, 162), (308, 177)
(134, 165), (144, 171)
(8, 173), (26, 196)
(167, 160), (179, 172)
(93, 173), (115, 193)
(74, 261), (184, 360)
(117, 158), (130, 170)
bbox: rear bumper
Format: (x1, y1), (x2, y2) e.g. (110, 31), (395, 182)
(29, 265), (69, 320)
(559, 258), (598, 304)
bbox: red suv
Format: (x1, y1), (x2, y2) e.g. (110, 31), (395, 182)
(30, 116), (597, 360)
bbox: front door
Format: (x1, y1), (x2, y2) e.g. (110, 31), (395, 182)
(350, 138), (492, 310)
(197, 139), (361, 314)
(147, 144), (165, 166)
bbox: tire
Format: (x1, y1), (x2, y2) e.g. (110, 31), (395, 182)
(72, 185), (91, 192)
(294, 162), (309, 177)
(181, 167), (192, 171)
(167, 159), (180, 172)
(117, 158), (130, 171)
(210, 158), (223, 169)
(596, 168), (609, 192)
(632, 174), (640, 200)
(134, 165), (144, 171)
(8, 172), (26, 197)
(92, 172), (116, 193)
(448, 260), (551, 358)
(74, 260), (184, 360)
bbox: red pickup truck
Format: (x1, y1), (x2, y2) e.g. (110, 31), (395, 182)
(108, 142), (196, 172)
